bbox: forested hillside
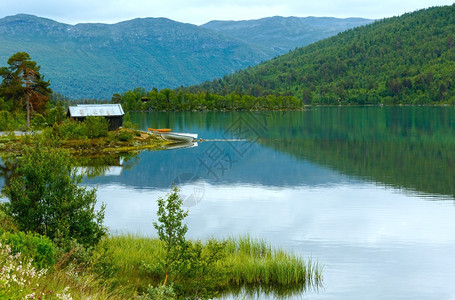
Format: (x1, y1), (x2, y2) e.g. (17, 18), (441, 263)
(191, 5), (455, 105)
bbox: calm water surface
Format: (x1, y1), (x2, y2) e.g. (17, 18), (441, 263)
(13, 107), (455, 299)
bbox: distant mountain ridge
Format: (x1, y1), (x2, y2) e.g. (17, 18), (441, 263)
(202, 16), (373, 55)
(0, 14), (371, 99)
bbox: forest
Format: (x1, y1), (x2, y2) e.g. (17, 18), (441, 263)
(112, 87), (303, 111)
(184, 4), (455, 105)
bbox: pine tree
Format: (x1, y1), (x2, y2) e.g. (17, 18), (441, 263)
(0, 52), (52, 127)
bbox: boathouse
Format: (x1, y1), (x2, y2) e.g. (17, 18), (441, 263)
(67, 104), (124, 131)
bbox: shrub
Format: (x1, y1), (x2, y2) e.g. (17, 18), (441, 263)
(46, 101), (66, 125)
(89, 242), (119, 279)
(1, 231), (56, 269)
(84, 116), (109, 138)
(122, 112), (133, 129)
(0, 110), (26, 131)
(31, 113), (47, 129)
(56, 119), (86, 139)
(0, 204), (17, 233)
(2, 139), (107, 247)
(54, 116), (109, 140)
(117, 130), (133, 142)
(154, 186), (188, 286)
(143, 284), (176, 300)
(53, 237), (94, 267)
(0, 110), (10, 131)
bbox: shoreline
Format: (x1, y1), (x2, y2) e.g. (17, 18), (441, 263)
(0, 128), (169, 157)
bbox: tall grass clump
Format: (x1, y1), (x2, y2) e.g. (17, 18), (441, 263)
(101, 235), (322, 298)
(224, 236), (322, 287)
(97, 234), (165, 294)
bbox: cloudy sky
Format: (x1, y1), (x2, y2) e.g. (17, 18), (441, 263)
(1, 0), (454, 25)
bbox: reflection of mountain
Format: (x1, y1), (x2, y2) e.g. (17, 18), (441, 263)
(84, 142), (350, 189)
(77, 107), (455, 198)
(257, 107), (455, 198)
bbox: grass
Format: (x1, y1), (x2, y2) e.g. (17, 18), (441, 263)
(222, 236), (323, 297)
(96, 234), (322, 298)
(1, 232), (321, 299)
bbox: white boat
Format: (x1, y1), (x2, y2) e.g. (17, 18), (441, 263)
(160, 132), (198, 143)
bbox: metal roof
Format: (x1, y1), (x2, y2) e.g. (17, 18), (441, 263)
(68, 104), (124, 118)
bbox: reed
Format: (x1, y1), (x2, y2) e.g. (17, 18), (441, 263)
(101, 235), (322, 297)
(222, 236), (322, 287)
(95, 234), (165, 294)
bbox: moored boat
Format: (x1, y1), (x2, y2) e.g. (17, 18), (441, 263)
(147, 128), (198, 143)
(160, 132), (198, 143)
(147, 128), (172, 133)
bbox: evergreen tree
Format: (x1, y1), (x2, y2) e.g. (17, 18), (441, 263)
(0, 52), (52, 127)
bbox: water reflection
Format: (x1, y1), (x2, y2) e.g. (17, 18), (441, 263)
(76, 157), (125, 177)
(258, 107), (455, 198)
(85, 143), (349, 190)
(163, 141), (198, 150)
(95, 182), (455, 244)
(125, 107), (455, 198)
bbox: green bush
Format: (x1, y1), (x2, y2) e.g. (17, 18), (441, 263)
(0, 204), (17, 233)
(122, 112), (133, 129)
(46, 102), (66, 125)
(0, 110), (10, 130)
(56, 119), (86, 139)
(143, 284), (176, 300)
(90, 242), (119, 279)
(2, 140), (107, 247)
(0, 110), (26, 131)
(117, 130), (133, 142)
(31, 113), (46, 129)
(84, 116), (109, 138)
(53, 237), (94, 267)
(1, 231), (56, 269)
(54, 116), (109, 139)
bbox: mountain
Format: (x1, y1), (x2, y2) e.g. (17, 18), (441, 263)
(202, 16), (373, 55)
(193, 5), (455, 105)
(0, 14), (370, 99)
(0, 14), (273, 99)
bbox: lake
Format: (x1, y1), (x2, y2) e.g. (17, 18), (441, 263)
(6, 107), (455, 299)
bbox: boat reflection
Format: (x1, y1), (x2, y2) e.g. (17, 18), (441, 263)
(163, 141), (198, 150)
